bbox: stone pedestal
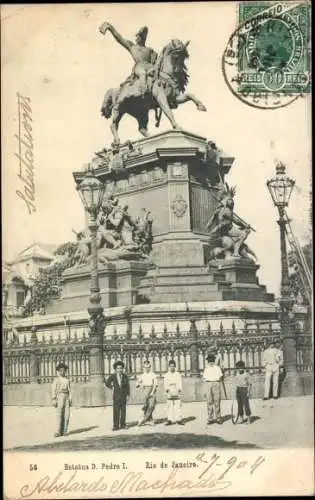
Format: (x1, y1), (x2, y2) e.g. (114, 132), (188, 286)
(209, 258), (275, 302)
(73, 132), (232, 279)
(71, 130), (273, 306)
(47, 261), (150, 314)
(138, 258), (274, 303)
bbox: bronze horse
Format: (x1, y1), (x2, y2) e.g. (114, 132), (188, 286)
(101, 39), (206, 145)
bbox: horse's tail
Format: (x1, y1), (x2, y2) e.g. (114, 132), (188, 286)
(101, 89), (114, 119)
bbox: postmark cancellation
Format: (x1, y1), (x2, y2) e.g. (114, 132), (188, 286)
(223, 2), (311, 109)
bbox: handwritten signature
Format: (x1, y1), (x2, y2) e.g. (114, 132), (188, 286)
(15, 92), (36, 214)
(19, 453), (266, 497)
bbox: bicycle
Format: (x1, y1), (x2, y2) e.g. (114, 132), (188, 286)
(231, 398), (239, 424)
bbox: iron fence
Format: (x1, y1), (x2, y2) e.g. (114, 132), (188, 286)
(3, 322), (313, 384)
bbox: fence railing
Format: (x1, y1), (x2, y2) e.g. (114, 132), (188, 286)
(3, 334), (90, 384)
(3, 323), (313, 384)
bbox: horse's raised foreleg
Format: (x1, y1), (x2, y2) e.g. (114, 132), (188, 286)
(152, 86), (181, 130)
(101, 88), (115, 118)
(176, 93), (207, 111)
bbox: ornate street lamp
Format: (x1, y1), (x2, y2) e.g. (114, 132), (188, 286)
(267, 162), (302, 395)
(77, 165), (106, 404)
(267, 162), (295, 302)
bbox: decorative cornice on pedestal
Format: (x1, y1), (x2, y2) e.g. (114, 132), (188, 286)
(122, 151), (160, 170)
(73, 130), (235, 186)
(215, 258), (261, 272)
(11, 300), (282, 330)
(134, 129), (208, 146)
(156, 147), (200, 158)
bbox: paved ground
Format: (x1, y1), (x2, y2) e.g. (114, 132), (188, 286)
(4, 396), (313, 451)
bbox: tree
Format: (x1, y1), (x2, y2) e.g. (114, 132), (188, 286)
(288, 240), (312, 304)
(23, 241), (79, 316)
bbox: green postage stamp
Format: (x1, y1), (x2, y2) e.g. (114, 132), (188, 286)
(237, 2), (310, 95)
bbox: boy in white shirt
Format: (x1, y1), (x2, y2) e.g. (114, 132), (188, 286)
(203, 354), (223, 424)
(136, 360), (158, 426)
(52, 362), (72, 437)
(235, 360), (252, 424)
(164, 360), (184, 426)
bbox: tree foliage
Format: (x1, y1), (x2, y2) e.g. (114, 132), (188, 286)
(23, 241), (79, 316)
(288, 241), (312, 303)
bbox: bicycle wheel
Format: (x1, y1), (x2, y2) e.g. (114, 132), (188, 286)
(231, 399), (239, 424)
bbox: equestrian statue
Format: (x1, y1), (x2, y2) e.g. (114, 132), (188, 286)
(99, 22), (207, 145)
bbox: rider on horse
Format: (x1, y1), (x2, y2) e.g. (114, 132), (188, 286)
(99, 22), (158, 98)
(99, 22), (206, 144)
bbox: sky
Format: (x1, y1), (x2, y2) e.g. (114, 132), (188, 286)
(2, 3), (312, 296)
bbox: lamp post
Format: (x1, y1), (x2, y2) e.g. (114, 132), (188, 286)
(77, 165), (106, 405)
(267, 162), (302, 395)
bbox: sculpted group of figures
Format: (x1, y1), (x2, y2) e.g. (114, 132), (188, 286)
(207, 182), (257, 262)
(72, 182), (255, 266)
(51, 341), (283, 436)
(73, 195), (153, 265)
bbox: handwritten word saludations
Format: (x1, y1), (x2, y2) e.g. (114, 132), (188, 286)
(15, 92), (36, 214)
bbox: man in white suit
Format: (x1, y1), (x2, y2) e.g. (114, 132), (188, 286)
(263, 341), (284, 400)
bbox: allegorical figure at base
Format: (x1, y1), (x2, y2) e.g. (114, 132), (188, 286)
(71, 194), (153, 266)
(207, 183), (257, 262)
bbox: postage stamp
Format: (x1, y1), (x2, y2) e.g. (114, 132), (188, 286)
(222, 1), (311, 109)
(238, 2), (310, 94)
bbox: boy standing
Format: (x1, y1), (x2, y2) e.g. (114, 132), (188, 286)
(203, 354), (223, 424)
(235, 360), (252, 424)
(52, 362), (72, 437)
(136, 360), (158, 426)
(164, 360), (184, 426)
(105, 361), (130, 431)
